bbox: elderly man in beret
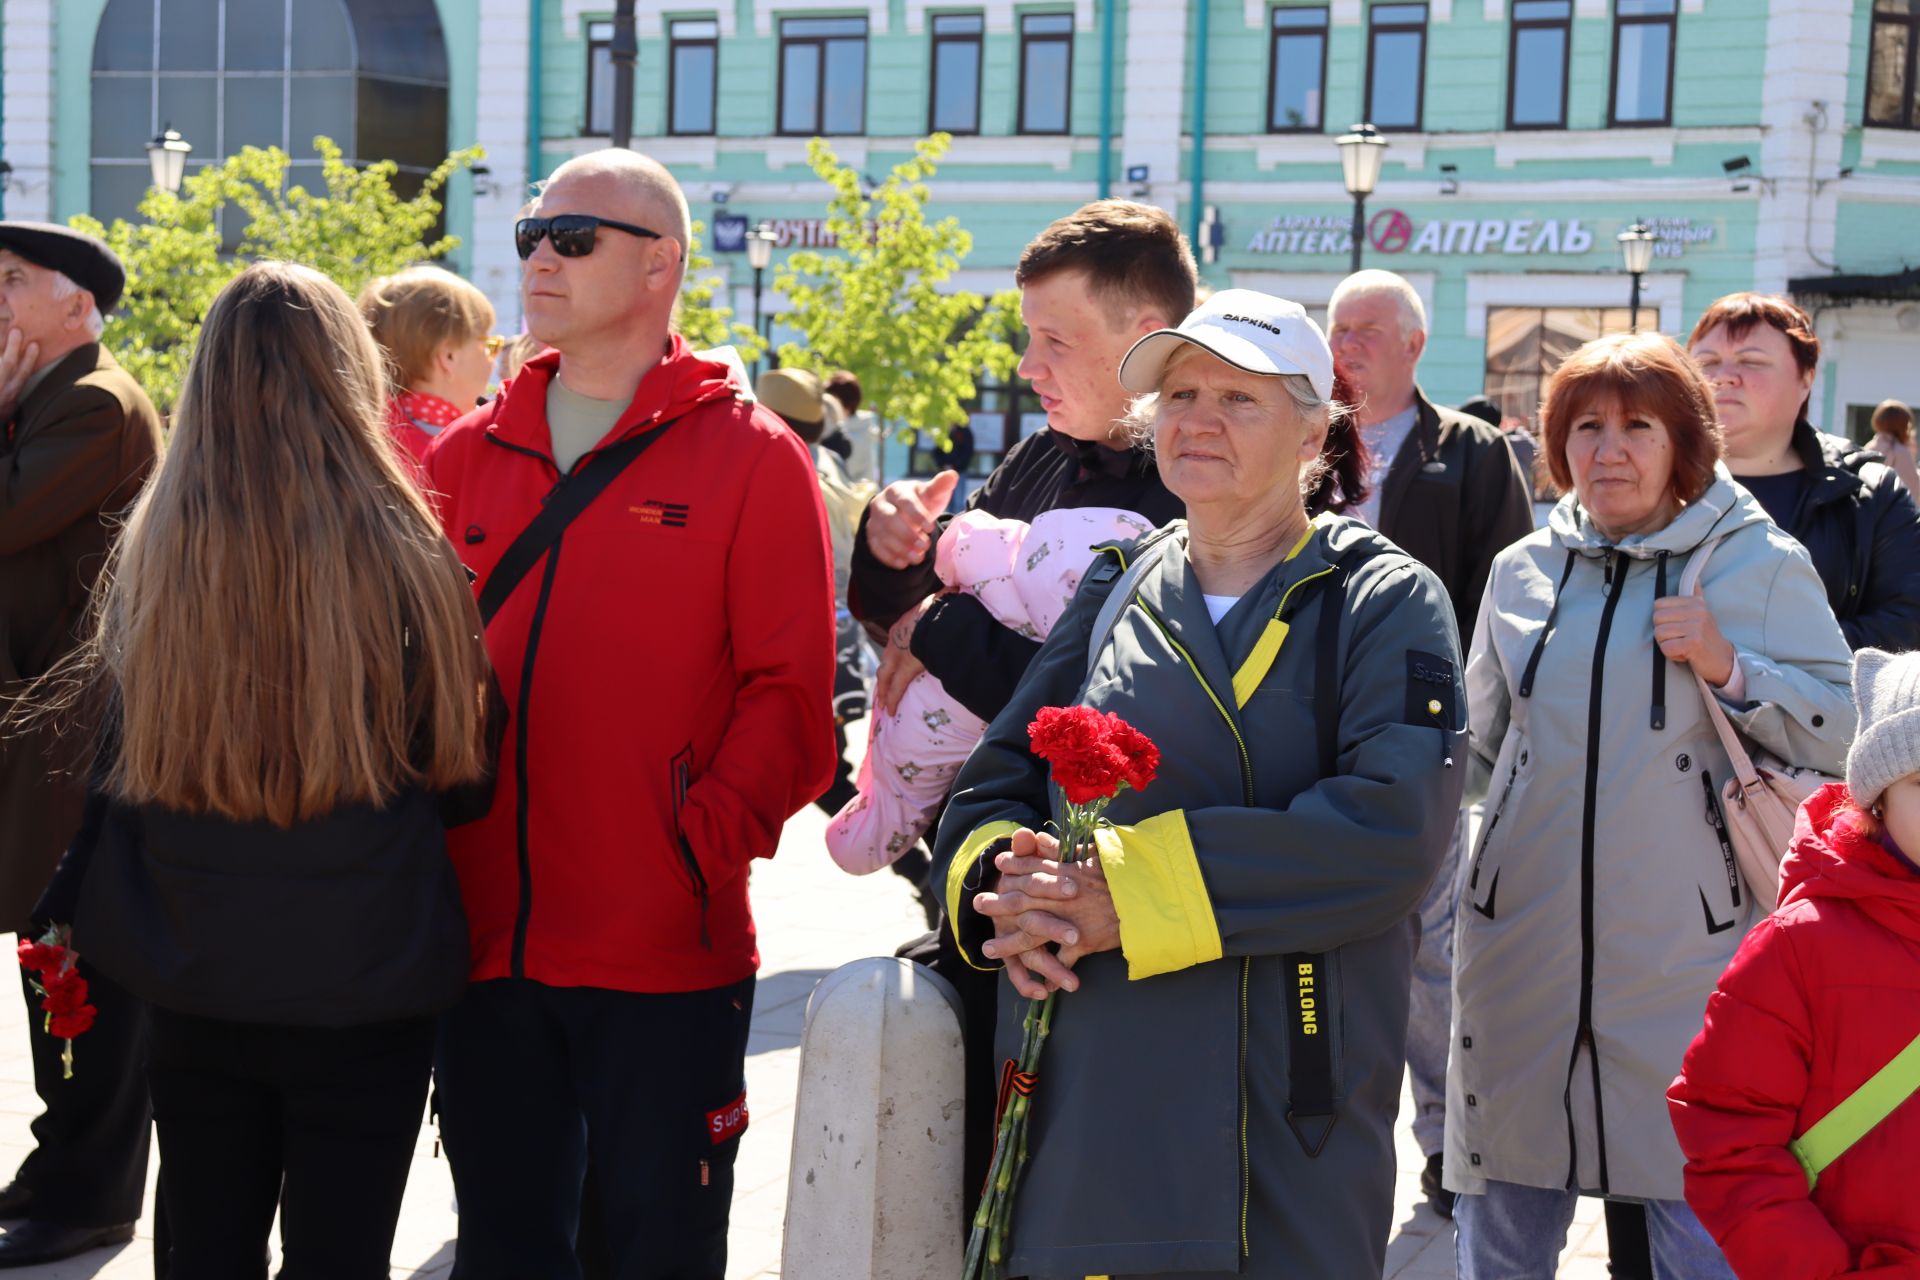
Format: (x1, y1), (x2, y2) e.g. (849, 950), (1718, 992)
(0, 221), (161, 1264)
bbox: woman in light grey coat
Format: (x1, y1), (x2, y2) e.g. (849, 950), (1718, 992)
(1447, 333), (1855, 1277)
(934, 290), (1466, 1278)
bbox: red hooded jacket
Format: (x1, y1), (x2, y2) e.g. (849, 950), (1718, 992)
(1668, 783), (1920, 1279)
(423, 339), (836, 992)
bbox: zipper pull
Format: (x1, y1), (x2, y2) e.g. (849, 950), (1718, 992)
(1426, 696), (1454, 769)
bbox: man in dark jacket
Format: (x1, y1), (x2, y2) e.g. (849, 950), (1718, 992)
(1328, 268), (1534, 1219)
(0, 222), (161, 1265)
(850, 200), (1197, 1211)
(854, 201), (1194, 720)
(424, 151), (836, 1279)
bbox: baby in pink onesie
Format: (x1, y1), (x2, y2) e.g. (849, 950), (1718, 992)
(826, 505), (1153, 875)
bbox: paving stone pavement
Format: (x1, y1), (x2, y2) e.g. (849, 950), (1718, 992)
(0, 801), (1609, 1278)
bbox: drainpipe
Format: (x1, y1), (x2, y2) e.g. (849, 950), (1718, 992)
(1188, 0), (1209, 247)
(1098, 0), (1116, 198)
(527, 0), (545, 195)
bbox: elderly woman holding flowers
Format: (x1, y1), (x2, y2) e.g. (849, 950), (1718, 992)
(933, 289), (1467, 1279)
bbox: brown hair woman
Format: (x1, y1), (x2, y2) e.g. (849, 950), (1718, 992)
(1689, 293), (1920, 650)
(1449, 332), (1853, 1277)
(31, 261), (495, 1278)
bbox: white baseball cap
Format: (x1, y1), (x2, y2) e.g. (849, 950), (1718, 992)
(1118, 288), (1335, 402)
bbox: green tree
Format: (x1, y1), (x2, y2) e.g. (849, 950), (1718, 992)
(69, 138), (480, 411)
(774, 134), (1019, 445)
(674, 218), (766, 362)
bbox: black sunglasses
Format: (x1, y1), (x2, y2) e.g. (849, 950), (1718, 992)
(515, 214), (663, 260)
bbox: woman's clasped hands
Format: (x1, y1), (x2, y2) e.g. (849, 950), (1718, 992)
(973, 827), (1122, 1000)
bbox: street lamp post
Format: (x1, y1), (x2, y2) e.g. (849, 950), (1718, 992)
(745, 222), (776, 376)
(145, 125), (192, 195)
(1617, 220), (1656, 332)
(1336, 124), (1388, 275)
(610, 0), (638, 149)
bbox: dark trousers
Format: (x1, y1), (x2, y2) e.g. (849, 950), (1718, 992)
(896, 917), (999, 1227)
(1607, 1200), (1655, 1279)
(436, 976), (756, 1280)
(146, 1009), (435, 1280)
(13, 954), (149, 1227)
(813, 722), (860, 817)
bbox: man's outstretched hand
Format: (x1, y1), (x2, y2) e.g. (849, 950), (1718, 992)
(863, 469), (959, 570)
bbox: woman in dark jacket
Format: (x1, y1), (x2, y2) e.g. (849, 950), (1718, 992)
(27, 262), (495, 1279)
(934, 291), (1463, 1278)
(1689, 292), (1920, 652)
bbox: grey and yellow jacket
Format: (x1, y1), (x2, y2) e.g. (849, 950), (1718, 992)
(933, 515), (1465, 1279)
(1446, 468), (1855, 1204)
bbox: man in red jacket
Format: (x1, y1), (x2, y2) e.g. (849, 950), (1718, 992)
(423, 149), (836, 1279)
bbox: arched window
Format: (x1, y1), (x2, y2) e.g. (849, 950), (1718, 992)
(90, 0), (449, 228)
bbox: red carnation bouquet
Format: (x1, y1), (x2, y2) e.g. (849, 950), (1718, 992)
(964, 705), (1159, 1279)
(17, 925), (96, 1080)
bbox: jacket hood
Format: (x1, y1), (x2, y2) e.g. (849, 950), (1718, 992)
(487, 335), (742, 458)
(1781, 782), (1920, 943)
(1546, 464), (1768, 559)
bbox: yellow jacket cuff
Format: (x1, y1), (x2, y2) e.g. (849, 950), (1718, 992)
(1095, 811), (1224, 980)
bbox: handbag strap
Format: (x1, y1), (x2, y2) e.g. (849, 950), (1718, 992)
(476, 415), (683, 627)
(1790, 1030), (1920, 1188)
(1676, 533), (1766, 793)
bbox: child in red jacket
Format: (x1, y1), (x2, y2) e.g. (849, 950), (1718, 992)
(1668, 647), (1920, 1279)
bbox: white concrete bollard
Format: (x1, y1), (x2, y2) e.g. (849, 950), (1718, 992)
(782, 956), (966, 1280)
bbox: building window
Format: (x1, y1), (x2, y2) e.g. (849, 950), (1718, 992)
(1610, 0), (1677, 126)
(1508, 0), (1571, 129)
(1867, 0), (1920, 128)
(586, 21), (614, 136)
(1268, 7), (1329, 133)
(89, 0), (448, 231)
(929, 14), (984, 135)
(906, 378), (1044, 482)
(1365, 4), (1428, 131)
(1017, 14), (1074, 134)
(669, 19), (719, 135)
(1484, 306), (1634, 428)
(779, 17), (868, 136)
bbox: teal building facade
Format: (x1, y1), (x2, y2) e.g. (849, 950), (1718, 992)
(3, 0), (1917, 469)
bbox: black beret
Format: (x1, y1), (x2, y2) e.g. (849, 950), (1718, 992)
(0, 222), (125, 313)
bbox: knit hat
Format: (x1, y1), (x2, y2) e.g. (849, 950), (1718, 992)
(1844, 647), (1920, 805)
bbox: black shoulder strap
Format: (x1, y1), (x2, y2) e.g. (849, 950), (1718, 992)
(1314, 560), (1348, 781)
(1285, 544), (1387, 1160)
(477, 417), (681, 626)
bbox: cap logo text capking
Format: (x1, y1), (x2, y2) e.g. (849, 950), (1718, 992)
(1222, 313), (1285, 337)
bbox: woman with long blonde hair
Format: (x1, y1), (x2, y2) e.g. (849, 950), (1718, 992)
(33, 261), (494, 1278)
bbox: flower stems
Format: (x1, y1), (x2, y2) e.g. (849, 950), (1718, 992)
(961, 808), (1098, 1278)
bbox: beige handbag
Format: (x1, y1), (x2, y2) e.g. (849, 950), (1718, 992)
(1679, 535), (1838, 908)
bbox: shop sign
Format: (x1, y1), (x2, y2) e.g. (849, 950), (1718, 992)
(1246, 210), (1598, 257)
(765, 218), (838, 249)
(712, 217), (840, 252)
(1645, 217), (1716, 258)
(1244, 210), (1719, 259)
